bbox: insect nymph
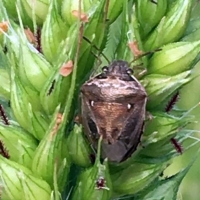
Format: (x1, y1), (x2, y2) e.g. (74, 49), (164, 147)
(81, 60), (147, 162)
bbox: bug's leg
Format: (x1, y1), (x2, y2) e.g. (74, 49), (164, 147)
(145, 111), (154, 121)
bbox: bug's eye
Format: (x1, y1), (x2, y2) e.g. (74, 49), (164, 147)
(102, 66), (108, 72)
(126, 68), (133, 75)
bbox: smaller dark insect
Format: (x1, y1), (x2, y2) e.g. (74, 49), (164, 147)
(81, 60), (147, 162)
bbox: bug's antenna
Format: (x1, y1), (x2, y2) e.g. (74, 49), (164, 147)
(88, 51), (104, 77)
(129, 48), (162, 65)
(83, 36), (110, 64)
(91, 51), (103, 66)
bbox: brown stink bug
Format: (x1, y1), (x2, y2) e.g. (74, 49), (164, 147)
(81, 60), (147, 162)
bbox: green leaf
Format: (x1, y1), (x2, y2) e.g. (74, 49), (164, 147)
(0, 69), (10, 100)
(41, 0), (69, 64)
(137, 158), (196, 200)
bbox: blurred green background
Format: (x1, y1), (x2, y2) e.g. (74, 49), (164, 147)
(166, 62), (200, 199)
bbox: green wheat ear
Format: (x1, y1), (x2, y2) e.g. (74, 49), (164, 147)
(0, 0), (200, 200)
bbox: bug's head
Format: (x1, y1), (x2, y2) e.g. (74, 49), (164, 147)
(99, 60), (134, 81)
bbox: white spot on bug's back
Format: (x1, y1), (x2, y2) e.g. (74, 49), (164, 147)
(90, 101), (94, 106)
(127, 104), (132, 110)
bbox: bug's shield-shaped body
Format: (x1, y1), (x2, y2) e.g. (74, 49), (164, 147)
(81, 60), (147, 162)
